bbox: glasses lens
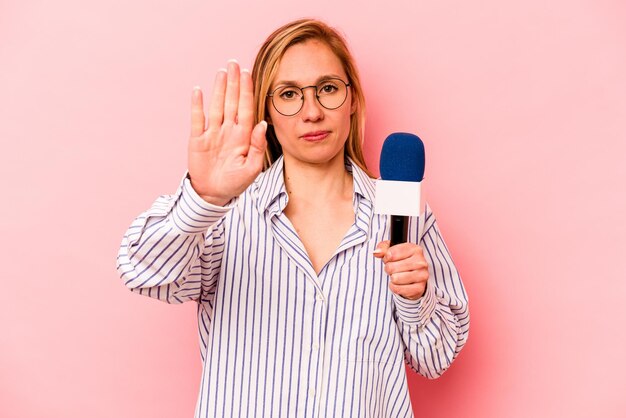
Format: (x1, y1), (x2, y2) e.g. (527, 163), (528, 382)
(272, 86), (303, 116)
(316, 79), (348, 110)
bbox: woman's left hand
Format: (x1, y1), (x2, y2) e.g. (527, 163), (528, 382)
(373, 241), (429, 300)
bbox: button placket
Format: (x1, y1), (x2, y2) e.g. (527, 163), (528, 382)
(310, 289), (327, 418)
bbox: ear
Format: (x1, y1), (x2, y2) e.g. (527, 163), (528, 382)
(350, 96), (358, 115)
(265, 105), (273, 124)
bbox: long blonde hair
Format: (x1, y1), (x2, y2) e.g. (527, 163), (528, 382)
(251, 18), (372, 177)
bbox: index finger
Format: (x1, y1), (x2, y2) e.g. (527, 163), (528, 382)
(373, 240), (390, 258)
(384, 243), (423, 262)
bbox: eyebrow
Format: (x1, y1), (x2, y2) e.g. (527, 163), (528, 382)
(272, 74), (346, 88)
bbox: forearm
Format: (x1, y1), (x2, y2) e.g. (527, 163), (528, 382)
(116, 174), (231, 303)
(394, 206), (470, 378)
(395, 283), (469, 378)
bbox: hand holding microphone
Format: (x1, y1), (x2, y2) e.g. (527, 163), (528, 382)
(373, 241), (429, 300)
(373, 133), (429, 300)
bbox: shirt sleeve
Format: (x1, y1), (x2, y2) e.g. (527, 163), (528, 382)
(392, 204), (470, 379)
(116, 174), (233, 304)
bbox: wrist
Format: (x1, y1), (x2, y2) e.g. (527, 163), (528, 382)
(187, 175), (231, 206)
(198, 195), (230, 207)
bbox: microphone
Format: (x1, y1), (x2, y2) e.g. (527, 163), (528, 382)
(375, 132), (426, 246)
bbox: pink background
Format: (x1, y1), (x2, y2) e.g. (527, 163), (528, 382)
(2, 0), (625, 417)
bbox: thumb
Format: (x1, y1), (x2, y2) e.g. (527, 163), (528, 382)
(248, 120), (268, 160)
(373, 240), (390, 259)
(247, 120), (267, 166)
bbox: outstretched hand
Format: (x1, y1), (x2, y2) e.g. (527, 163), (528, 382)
(188, 60), (268, 206)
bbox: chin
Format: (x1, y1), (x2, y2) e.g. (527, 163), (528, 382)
(288, 147), (345, 166)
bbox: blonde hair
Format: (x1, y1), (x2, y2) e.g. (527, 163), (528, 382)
(252, 18), (372, 177)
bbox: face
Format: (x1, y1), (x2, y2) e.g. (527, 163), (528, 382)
(267, 39), (355, 166)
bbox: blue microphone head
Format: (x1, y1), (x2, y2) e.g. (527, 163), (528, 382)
(379, 132), (425, 181)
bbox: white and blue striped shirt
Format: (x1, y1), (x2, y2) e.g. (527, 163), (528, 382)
(117, 156), (469, 417)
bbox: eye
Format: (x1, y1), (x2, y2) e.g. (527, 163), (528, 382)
(318, 82), (339, 95)
(277, 87), (301, 101)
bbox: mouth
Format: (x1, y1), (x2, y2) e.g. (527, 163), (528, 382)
(300, 131), (330, 142)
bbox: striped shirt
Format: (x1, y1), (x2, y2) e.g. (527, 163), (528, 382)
(117, 156), (469, 418)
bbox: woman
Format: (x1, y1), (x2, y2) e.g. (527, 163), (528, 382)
(118, 18), (469, 418)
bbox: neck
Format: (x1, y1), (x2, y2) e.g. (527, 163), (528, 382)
(283, 152), (353, 205)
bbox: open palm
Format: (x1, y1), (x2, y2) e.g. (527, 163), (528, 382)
(188, 60), (267, 206)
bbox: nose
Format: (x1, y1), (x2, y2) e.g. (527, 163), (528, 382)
(299, 86), (324, 122)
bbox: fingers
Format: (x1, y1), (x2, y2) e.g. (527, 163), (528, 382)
(388, 269), (429, 286)
(245, 120), (268, 174)
(249, 120), (268, 156)
(190, 86), (205, 137)
(206, 61), (252, 132)
(384, 255), (428, 277)
(223, 60), (240, 123)
(207, 69), (227, 131)
(384, 244), (429, 300)
(382, 243), (424, 263)
(384, 244), (427, 274)
(373, 241), (390, 259)
(238, 69), (255, 128)
(388, 280), (427, 301)
(374, 242), (424, 262)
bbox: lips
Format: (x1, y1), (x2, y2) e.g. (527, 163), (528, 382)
(300, 131), (330, 142)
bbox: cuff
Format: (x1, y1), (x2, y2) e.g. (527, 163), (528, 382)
(392, 278), (437, 327)
(169, 174), (234, 233)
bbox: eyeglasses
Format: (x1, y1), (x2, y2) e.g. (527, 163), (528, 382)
(267, 78), (351, 116)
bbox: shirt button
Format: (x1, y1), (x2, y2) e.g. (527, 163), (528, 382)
(312, 343), (319, 351)
(308, 388), (315, 397)
(317, 294), (324, 302)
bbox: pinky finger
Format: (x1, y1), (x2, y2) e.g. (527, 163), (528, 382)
(389, 282), (426, 301)
(190, 86), (205, 137)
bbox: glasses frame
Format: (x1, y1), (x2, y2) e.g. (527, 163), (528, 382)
(267, 77), (351, 116)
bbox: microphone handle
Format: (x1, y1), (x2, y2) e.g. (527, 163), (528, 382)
(390, 215), (409, 246)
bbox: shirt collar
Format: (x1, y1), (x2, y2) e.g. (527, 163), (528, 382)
(255, 155), (376, 214)
(255, 155), (288, 214)
(348, 157), (376, 204)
